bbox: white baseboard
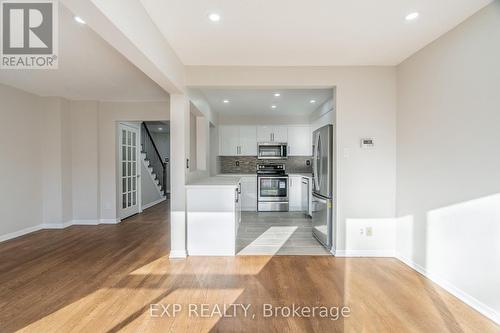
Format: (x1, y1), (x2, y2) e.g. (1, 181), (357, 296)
(142, 197), (166, 210)
(0, 218), (123, 244)
(187, 249), (236, 256)
(0, 225), (43, 242)
(72, 219), (99, 226)
(169, 250), (187, 259)
(100, 218), (121, 224)
(397, 255), (500, 325)
(335, 249), (395, 257)
(41, 221), (73, 229)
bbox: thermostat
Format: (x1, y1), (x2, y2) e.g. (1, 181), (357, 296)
(360, 138), (375, 148)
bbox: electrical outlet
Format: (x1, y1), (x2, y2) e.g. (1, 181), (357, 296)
(366, 227), (373, 237)
(359, 228), (364, 235)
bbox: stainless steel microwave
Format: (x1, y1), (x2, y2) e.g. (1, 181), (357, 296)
(257, 142), (288, 159)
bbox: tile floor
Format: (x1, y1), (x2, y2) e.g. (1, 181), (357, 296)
(236, 212), (331, 255)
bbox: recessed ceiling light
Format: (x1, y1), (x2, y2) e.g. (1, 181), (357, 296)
(405, 12), (419, 21)
(208, 13), (221, 22)
(271, 105), (277, 109)
(158, 127), (163, 131)
(310, 100), (316, 104)
(223, 99), (229, 103)
(74, 16), (86, 24)
(274, 93), (281, 97)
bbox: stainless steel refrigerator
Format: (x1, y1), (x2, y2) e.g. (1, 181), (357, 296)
(312, 124), (334, 250)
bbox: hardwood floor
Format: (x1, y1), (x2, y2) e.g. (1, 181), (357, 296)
(0, 201), (498, 332)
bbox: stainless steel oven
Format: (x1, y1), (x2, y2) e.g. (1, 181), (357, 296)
(257, 142), (288, 159)
(257, 163), (289, 212)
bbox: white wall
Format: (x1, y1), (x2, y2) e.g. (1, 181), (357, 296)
(209, 124), (220, 176)
(0, 86), (171, 240)
(151, 132), (169, 162)
(186, 66), (397, 253)
(310, 97), (335, 131)
(1, 85), (80, 240)
(397, 2), (500, 322)
(0, 84), (44, 239)
(189, 112), (197, 172)
(71, 101), (100, 222)
(98, 101), (169, 221)
(186, 103), (211, 183)
(42, 97), (72, 226)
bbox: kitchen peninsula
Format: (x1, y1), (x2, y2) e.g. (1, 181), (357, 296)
(185, 176), (242, 255)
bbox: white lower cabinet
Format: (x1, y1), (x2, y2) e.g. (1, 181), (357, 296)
(289, 176), (303, 211)
(240, 176), (257, 211)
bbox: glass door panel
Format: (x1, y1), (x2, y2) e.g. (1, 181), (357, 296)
(119, 124), (140, 219)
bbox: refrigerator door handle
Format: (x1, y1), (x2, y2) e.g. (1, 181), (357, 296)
(312, 193), (328, 204)
(313, 133), (320, 191)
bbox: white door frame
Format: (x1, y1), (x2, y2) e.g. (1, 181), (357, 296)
(118, 122), (142, 219)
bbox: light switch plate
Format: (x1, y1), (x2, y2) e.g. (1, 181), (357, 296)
(361, 138), (375, 149)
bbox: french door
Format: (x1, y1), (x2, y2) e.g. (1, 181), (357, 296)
(119, 124), (140, 219)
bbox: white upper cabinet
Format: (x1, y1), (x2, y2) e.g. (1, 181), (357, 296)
(273, 126), (288, 142)
(238, 126), (257, 155)
(257, 126), (288, 143)
(219, 126), (240, 156)
(257, 126), (273, 142)
(219, 125), (257, 156)
(287, 126), (312, 156)
(220, 125), (312, 156)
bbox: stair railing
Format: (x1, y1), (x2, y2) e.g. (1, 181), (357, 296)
(141, 122), (167, 195)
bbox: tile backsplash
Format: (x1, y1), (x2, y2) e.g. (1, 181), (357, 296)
(219, 156), (312, 174)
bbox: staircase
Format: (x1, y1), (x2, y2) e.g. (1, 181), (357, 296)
(141, 122), (167, 198)
(141, 152), (166, 197)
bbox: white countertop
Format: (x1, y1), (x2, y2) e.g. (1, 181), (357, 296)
(186, 176), (241, 188)
(289, 173), (313, 178)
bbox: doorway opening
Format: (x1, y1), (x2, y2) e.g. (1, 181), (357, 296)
(190, 87), (337, 255)
(118, 121), (170, 220)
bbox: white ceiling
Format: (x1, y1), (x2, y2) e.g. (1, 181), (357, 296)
(197, 88), (333, 116)
(140, 0), (492, 66)
(146, 121), (170, 133)
(0, 4), (169, 101)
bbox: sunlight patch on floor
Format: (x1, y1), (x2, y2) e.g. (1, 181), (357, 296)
(238, 226), (298, 255)
(16, 285), (245, 333)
